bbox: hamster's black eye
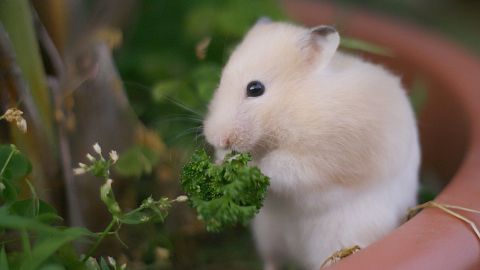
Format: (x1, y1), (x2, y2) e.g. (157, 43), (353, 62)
(246, 81), (265, 97)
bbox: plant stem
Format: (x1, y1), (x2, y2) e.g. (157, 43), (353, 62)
(81, 219), (117, 262)
(20, 229), (31, 258)
(0, 147), (15, 178)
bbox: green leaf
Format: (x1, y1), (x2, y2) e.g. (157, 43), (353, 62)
(340, 37), (393, 57)
(151, 80), (188, 103)
(19, 228), (91, 270)
(38, 264), (65, 270)
(185, 0), (286, 38)
(114, 146), (159, 177)
(191, 64), (221, 103)
(0, 207), (91, 270)
(99, 257), (110, 270)
(53, 244), (85, 270)
(0, 246), (9, 270)
(0, 144), (32, 203)
(9, 199), (38, 218)
(0, 207), (57, 233)
(0, 207), (92, 236)
(1, 180), (18, 205)
(84, 257), (101, 270)
(0, 145), (32, 181)
(9, 199), (62, 224)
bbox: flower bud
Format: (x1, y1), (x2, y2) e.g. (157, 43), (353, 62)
(16, 118), (27, 133)
(109, 150), (118, 163)
(86, 153), (95, 162)
(93, 143), (102, 154)
(175, 195), (188, 202)
(73, 167), (86, 175)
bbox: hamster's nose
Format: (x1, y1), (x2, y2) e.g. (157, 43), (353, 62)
(222, 137), (232, 148)
(220, 135), (233, 149)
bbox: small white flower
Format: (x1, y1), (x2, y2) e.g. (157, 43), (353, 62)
(16, 118), (27, 133)
(140, 215), (150, 222)
(78, 162), (88, 168)
(155, 247), (170, 260)
(2, 108), (23, 122)
(107, 256), (116, 266)
(86, 153), (95, 162)
(175, 195), (188, 202)
(73, 167), (86, 175)
(93, 143), (102, 154)
(0, 182), (5, 191)
(109, 150), (118, 164)
(2, 108), (27, 133)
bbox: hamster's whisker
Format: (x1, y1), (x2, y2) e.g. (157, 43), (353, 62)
(153, 116), (203, 125)
(193, 132), (206, 146)
(163, 113), (204, 120)
(123, 80), (151, 91)
(123, 80), (205, 117)
(162, 95), (204, 117)
(168, 126), (204, 144)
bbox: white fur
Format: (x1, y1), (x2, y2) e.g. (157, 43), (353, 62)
(203, 22), (420, 270)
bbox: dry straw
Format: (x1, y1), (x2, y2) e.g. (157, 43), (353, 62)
(320, 245), (361, 269)
(408, 201), (480, 241)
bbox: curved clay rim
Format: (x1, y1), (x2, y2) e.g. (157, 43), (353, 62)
(283, 1), (480, 269)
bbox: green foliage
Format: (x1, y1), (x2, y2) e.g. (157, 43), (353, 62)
(114, 146), (160, 177)
(100, 179), (171, 225)
(181, 149), (270, 232)
(0, 144), (32, 203)
(0, 144), (92, 269)
(0, 143), (183, 269)
(0, 185), (87, 267)
(0, 247), (8, 270)
(0, 126), (217, 269)
(72, 144), (179, 264)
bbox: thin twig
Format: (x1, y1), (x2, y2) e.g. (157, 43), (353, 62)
(408, 201), (480, 241)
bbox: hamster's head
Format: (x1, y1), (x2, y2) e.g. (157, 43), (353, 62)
(203, 20), (340, 158)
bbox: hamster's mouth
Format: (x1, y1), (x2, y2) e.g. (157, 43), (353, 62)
(228, 144), (251, 155)
(213, 141), (270, 163)
(234, 139), (274, 160)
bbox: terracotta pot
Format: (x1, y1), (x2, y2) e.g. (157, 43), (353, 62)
(283, 1), (480, 269)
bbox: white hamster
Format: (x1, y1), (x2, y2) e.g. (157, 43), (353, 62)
(203, 20), (420, 270)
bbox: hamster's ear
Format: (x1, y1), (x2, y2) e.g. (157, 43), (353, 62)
(305, 25), (340, 70)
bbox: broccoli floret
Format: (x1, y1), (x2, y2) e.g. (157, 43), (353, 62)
(181, 149), (270, 232)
